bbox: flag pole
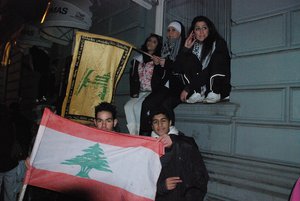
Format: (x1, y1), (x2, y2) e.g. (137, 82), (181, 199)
(18, 109), (52, 201)
(18, 184), (28, 201)
(132, 47), (153, 58)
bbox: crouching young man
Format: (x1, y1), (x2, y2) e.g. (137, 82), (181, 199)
(150, 108), (209, 201)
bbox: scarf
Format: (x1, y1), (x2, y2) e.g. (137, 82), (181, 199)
(161, 37), (182, 61)
(192, 41), (216, 70)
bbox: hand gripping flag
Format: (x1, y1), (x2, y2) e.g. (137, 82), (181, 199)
(61, 31), (134, 124)
(20, 108), (164, 201)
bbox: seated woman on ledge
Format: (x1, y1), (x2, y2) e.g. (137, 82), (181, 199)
(174, 15), (231, 104)
(124, 33), (162, 135)
(139, 21), (186, 136)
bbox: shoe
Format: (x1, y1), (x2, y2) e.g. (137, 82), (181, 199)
(203, 92), (221, 103)
(222, 96), (230, 102)
(186, 92), (205, 103)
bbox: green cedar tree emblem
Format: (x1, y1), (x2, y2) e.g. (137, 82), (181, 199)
(61, 143), (112, 178)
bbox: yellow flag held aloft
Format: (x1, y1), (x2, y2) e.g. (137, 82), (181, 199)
(62, 31), (133, 124)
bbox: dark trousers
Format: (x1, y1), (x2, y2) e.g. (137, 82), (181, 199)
(182, 53), (231, 99)
(139, 86), (181, 136)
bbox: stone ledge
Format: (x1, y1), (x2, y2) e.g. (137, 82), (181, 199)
(175, 102), (239, 119)
(203, 153), (299, 201)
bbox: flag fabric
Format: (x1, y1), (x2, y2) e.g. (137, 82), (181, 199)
(290, 177), (300, 201)
(1, 41), (11, 66)
(23, 108), (164, 201)
(61, 31), (134, 124)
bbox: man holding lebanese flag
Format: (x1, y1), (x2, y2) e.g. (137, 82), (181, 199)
(20, 102), (164, 201)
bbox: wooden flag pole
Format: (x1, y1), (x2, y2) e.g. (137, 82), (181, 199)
(132, 47), (153, 58)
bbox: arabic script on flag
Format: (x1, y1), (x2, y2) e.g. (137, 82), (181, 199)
(61, 31), (133, 124)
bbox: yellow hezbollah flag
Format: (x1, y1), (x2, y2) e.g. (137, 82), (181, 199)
(62, 31), (133, 123)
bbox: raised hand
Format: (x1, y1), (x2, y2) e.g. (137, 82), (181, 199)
(152, 55), (161, 65)
(180, 90), (189, 102)
(184, 31), (196, 49)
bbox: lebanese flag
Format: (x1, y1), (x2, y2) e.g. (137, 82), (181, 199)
(22, 108), (163, 201)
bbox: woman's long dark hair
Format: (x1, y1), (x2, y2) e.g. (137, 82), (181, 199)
(140, 33), (163, 62)
(188, 16), (222, 63)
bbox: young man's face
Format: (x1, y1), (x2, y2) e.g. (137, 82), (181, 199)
(151, 113), (171, 136)
(94, 111), (117, 131)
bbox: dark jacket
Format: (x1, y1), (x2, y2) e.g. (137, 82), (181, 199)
(174, 38), (231, 99)
(0, 104), (18, 172)
(156, 133), (209, 201)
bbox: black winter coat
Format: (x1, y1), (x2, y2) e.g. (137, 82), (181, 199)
(173, 38), (231, 99)
(156, 134), (209, 201)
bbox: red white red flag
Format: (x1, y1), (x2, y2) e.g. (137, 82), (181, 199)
(23, 108), (163, 201)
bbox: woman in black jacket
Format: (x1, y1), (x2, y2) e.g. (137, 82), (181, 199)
(175, 16), (231, 104)
(124, 33), (162, 134)
(139, 21), (186, 136)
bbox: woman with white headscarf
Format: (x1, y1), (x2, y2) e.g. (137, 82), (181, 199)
(139, 20), (186, 136)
